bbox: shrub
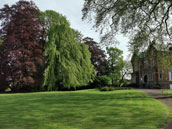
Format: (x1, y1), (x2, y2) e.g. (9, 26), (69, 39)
(95, 75), (112, 87)
(111, 81), (120, 87)
(100, 86), (132, 91)
(120, 79), (131, 87)
(100, 86), (109, 91)
(109, 87), (115, 91)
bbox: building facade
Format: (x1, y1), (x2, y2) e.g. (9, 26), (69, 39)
(131, 44), (172, 89)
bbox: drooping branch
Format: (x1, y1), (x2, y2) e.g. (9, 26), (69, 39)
(82, 0), (172, 47)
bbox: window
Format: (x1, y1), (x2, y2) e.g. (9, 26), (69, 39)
(151, 60), (155, 68)
(169, 72), (172, 81)
(144, 60), (148, 70)
(159, 73), (163, 81)
(132, 75), (136, 83)
(151, 73), (153, 81)
(140, 64), (143, 74)
(135, 65), (138, 72)
(148, 73), (153, 81)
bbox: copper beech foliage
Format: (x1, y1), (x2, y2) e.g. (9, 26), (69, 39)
(83, 37), (107, 76)
(0, 0), (45, 91)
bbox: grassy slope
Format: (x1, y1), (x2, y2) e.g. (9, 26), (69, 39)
(0, 89), (171, 129)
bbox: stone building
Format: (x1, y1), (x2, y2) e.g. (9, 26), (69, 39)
(131, 44), (172, 89)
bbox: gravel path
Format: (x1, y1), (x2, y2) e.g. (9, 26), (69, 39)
(140, 89), (172, 129)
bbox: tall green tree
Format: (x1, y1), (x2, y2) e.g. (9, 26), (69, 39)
(106, 47), (124, 85)
(73, 29), (83, 43)
(42, 10), (96, 90)
(82, 0), (172, 49)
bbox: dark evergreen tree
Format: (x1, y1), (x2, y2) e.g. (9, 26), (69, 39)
(0, 0), (45, 91)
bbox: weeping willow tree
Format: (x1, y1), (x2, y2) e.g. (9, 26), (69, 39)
(42, 10), (96, 90)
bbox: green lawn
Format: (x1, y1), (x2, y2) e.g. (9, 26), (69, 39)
(162, 90), (172, 96)
(0, 89), (171, 129)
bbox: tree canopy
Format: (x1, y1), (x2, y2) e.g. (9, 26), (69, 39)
(42, 10), (96, 90)
(122, 60), (132, 81)
(106, 47), (124, 85)
(83, 37), (107, 76)
(0, 0), (45, 91)
(82, 0), (172, 51)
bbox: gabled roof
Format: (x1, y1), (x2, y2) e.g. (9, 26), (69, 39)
(131, 42), (172, 62)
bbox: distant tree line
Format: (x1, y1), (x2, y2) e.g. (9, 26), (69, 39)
(0, 0), (131, 92)
(83, 37), (131, 87)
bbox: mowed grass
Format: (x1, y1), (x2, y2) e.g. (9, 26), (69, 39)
(0, 89), (171, 129)
(162, 90), (172, 96)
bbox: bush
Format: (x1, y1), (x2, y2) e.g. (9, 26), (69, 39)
(95, 75), (112, 87)
(100, 86), (109, 91)
(100, 86), (131, 91)
(120, 79), (131, 87)
(109, 87), (115, 91)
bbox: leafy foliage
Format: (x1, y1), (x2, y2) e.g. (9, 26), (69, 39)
(156, 50), (172, 72)
(106, 47), (124, 85)
(82, 0), (172, 49)
(42, 10), (96, 90)
(0, 40), (3, 46)
(95, 75), (112, 86)
(0, 0), (45, 91)
(83, 37), (107, 76)
(73, 29), (83, 43)
(122, 60), (132, 81)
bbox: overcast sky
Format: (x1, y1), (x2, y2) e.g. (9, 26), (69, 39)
(0, 0), (130, 59)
